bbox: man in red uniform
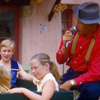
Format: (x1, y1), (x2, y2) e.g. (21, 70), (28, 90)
(56, 2), (100, 100)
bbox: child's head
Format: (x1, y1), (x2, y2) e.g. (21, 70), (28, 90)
(0, 39), (15, 53)
(30, 53), (51, 80)
(30, 53), (61, 84)
(0, 65), (11, 93)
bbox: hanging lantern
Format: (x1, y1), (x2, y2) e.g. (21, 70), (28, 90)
(53, 3), (67, 13)
(30, 0), (44, 7)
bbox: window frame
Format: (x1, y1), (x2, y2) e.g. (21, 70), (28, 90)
(61, 9), (73, 37)
(0, 6), (19, 61)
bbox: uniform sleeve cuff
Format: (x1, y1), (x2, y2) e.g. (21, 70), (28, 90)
(74, 77), (84, 87)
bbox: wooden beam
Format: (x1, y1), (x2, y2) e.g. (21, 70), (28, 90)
(0, 0), (31, 6)
(61, 0), (100, 5)
(48, 0), (61, 21)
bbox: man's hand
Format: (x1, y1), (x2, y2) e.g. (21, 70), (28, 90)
(60, 80), (77, 90)
(63, 31), (74, 46)
(60, 80), (72, 90)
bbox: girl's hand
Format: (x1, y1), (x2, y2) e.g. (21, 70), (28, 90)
(8, 88), (24, 94)
(33, 77), (39, 85)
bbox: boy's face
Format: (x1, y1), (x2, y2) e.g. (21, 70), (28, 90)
(0, 46), (14, 62)
(30, 60), (46, 80)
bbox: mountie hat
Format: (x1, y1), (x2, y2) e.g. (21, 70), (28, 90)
(73, 2), (100, 24)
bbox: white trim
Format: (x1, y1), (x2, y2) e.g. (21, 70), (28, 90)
(61, 0), (100, 5)
(11, 69), (20, 71)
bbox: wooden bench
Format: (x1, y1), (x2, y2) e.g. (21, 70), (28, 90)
(0, 79), (73, 100)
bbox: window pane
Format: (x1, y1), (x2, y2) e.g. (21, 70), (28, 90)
(61, 10), (72, 38)
(66, 13), (69, 20)
(65, 22), (67, 29)
(0, 9), (14, 20)
(62, 13), (64, 20)
(62, 22), (64, 29)
(65, 21), (69, 29)
(0, 9), (14, 38)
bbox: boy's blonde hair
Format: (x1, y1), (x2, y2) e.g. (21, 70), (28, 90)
(0, 39), (15, 52)
(0, 65), (11, 93)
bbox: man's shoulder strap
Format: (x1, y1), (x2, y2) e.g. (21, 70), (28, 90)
(71, 32), (100, 63)
(71, 33), (79, 55)
(85, 32), (100, 63)
(85, 38), (95, 63)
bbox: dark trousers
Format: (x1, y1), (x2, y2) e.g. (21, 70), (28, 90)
(61, 68), (100, 100)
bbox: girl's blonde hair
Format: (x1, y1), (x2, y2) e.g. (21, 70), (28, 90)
(0, 39), (15, 52)
(0, 65), (11, 93)
(30, 53), (62, 84)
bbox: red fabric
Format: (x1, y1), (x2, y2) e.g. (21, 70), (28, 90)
(56, 24), (100, 86)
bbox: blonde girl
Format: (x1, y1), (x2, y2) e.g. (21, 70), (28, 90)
(9, 53), (62, 100)
(0, 65), (11, 93)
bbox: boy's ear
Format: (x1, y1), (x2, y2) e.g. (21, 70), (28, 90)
(0, 51), (1, 55)
(12, 52), (14, 55)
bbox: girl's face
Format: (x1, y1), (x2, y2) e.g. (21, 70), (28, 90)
(30, 60), (46, 80)
(0, 47), (14, 62)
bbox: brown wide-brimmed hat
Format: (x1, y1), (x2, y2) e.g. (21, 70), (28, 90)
(73, 2), (100, 24)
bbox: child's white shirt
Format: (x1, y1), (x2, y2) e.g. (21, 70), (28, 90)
(37, 73), (59, 92)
